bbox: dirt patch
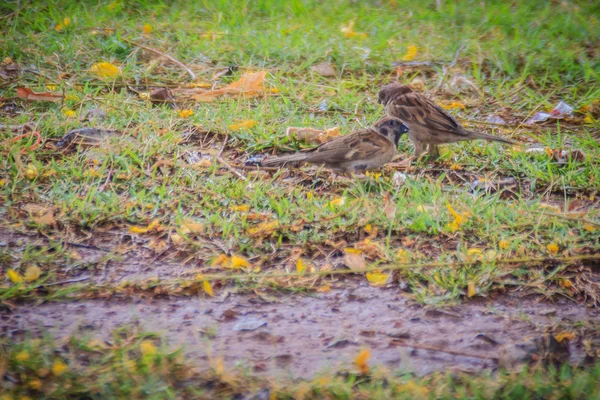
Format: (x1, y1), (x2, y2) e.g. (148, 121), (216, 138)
(2, 281), (598, 378)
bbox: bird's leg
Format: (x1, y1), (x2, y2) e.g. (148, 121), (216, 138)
(411, 137), (425, 158)
(426, 144), (440, 160)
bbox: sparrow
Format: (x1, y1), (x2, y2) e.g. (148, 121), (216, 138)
(378, 83), (516, 159)
(261, 117), (409, 173)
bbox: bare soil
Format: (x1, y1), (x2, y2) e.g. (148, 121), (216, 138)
(2, 280), (598, 378)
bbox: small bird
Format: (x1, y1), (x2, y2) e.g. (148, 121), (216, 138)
(261, 117), (409, 173)
(378, 83), (516, 159)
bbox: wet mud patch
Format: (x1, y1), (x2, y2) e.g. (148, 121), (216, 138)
(2, 282), (598, 379)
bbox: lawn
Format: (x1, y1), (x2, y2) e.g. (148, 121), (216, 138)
(1, 0), (600, 398)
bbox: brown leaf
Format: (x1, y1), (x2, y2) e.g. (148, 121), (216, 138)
(344, 250), (366, 271)
(16, 87), (63, 103)
(286, 126), (340, 145)
(149, 88), (174, 105)
(192, 71), (269, 102)
(310, 62), (337, 77)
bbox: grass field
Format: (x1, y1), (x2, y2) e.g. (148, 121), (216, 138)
(1, 0), (600, 398)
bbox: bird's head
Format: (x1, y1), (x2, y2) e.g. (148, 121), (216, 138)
(378, 83), (413, 106)
(372, 117), (409, 146)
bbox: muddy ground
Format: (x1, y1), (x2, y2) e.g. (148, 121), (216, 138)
(2, 275), (599, 378)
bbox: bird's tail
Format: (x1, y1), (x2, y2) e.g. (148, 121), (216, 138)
(261, 152), (308, 167)
(466, 130), (517, 145)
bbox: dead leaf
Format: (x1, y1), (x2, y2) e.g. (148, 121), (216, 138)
(344, 249), (366, 270)
(467, 282), (476, 297)
(89, 62), (120, 79)
(192, 71), (269, 102)
(16, 87), (63, 103)
(401, 45), (418, 61)
(310, 62), (337, 77)
(354, 349), (371, 374)
(365, 270), (390, 287)
(286, 126), (340, 145)
(149, 88), (175, 106)
(229, 120), (257, 131)
(180, 219), (204, 235)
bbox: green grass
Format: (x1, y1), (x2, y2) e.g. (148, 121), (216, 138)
(3, 331), (600, 399)
(1, 0), (600, 395)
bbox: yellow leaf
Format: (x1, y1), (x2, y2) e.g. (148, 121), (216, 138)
(583, 224), (596, 232)
(231, 204), (250, 212)
(446, 204), (465, 225)
(0, 179), (6, 187)
(396, 249), (410, 262)
(143, 23), (153, 34)
(24, 266), (41, 282)
(129, 219), (161, 234)
(547, 243), (559, 255)
(140, 340), (156, 356)
(247, 220), (279, 236)
(180, 218), (204, 235)
(28, 379), (42, 390)
(440, 101), (466, 110)
(401, 44), (418, 61)
(230, 254), (249, 269)
(317, 284), (331, 292)
(179, 109), (193, 118)
(484, 249), (497, 261)
(559, 278), (573, 289)
(89, 62), (120, 79)
(554, 332), (576, 343)
(366, 270), (390, 287)
(344, 248), (362, 255)
(55, 23), (64, 32)
(203, 280), (214, 297)
(211, 254), (229, 267)
(466, 248), (483, 260)
(467, 282), (476, 297)
(229, 120), (257, 131)
(25, 164), (38, 180)
(341, 21), (367, 39)
(15, 351), (29, 362)
(498, 239), (510, 249)
(364, 224), (373, 234)
(171, 234), (185, 245)
(63, 18), (70, 26)
(7, 269), (23, 284)
(354, 349), (371, 374)
(52, 360), (68, 376)
(584, 114), (596, 124)
(328, 197), (346, 207)
(296, 258), (306, 274)
(449, 163), (462, 171)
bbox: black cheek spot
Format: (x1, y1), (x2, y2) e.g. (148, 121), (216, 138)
(354, 164), (368, 171)
(380, 127), (389, 136)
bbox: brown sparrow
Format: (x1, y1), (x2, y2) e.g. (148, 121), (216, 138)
(261, 117), (409, 173)
(378, 83), (516, 158)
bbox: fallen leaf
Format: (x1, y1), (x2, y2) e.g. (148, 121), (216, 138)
(231, 205), (250, 212)
(498, 239), (510, 249)
(211, 254), (229, 267)
(52, 360), (68, 376)
(467, 282), (476, 297)
(287, 126), (340, 144)
(89, 62), (120, 79)
(143, 23), (153, 34)
(16, 87), (63, 103)
(129, 219), (162, 234)
(547, 243), (559, 255)
(328, 197), (346, 207)
(247, 220), (279, 236)
(7, 269), (23, 284)
(140, 340), (156, 356)
(62, 108), (76, 117)
(230, 254), (249, 269)
(317, 284), (331, 292)
(310, 62), (337, 77)
(25, 163), (38, 180)
(179, 109), (194, 118)
(341, 21), (367, 39)
(366, 270), (390, 287)
(296, 258), (306, 274)
(440, 101), (466, 110)
(344, 249), (366, 270)
(229, 120), (257, 131)
(203, 280), (214, 297)
(180, 218), (204, 235)
(559, 278), (573, 289)
(354, 349), (371, 374)
(193, 71), (268, 102)
(24, 266), (42, 282)
(554, 332), (575, 343)
(401, 45), (418, 61)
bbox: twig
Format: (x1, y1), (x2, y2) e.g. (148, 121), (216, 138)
(533, 211), (600, 227)
(39, 276), (91, 287)
(217, 156), (247, 181)
(435, 44), (466, 90)
(122, 38), (196, 80)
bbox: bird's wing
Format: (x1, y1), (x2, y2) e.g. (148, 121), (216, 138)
(387, 92), (470, 137)
(304, 129), (390, 164)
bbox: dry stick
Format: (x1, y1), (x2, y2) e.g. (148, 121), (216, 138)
(533, 211), (600, 227)
(40, 276), (91, 287)
(122, 38), (196, 81)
